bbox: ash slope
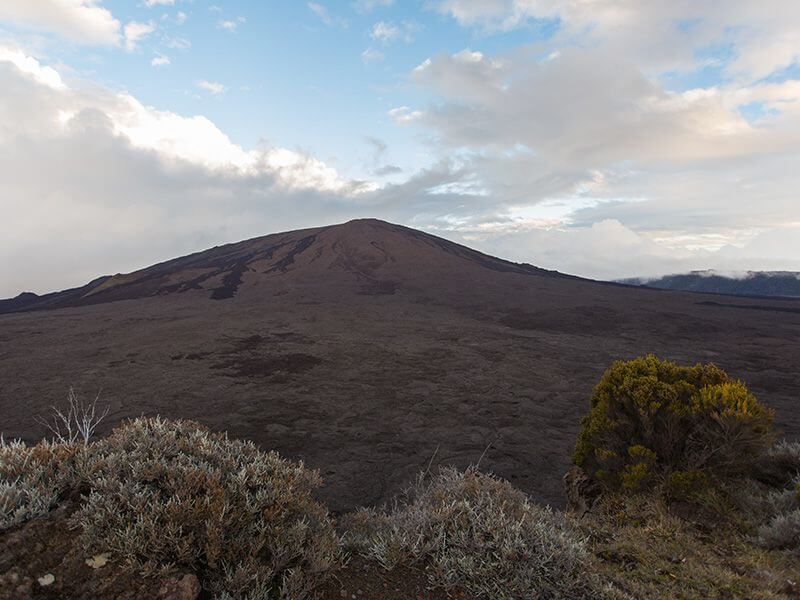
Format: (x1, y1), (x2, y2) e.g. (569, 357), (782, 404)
(1, 218), (799, 513)
(0, 219), (560, 314)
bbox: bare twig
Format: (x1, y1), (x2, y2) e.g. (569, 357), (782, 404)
(476, 435), (500, 470)
(35, 388), (110, 446)
(423, 444), (440, 479)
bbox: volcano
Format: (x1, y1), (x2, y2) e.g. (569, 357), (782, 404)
(2, 219), (799, 511)
(0, 219), (560, 313)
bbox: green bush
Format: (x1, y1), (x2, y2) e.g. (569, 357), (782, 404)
(665, 469), (710, 500)
(574, 355), (774, 491)
(342, 467), (601, 600)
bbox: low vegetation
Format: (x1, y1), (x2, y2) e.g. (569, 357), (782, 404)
(579, 489), (800, 599)
(744, 441), (800, 552)
(573, 354), (774, 492)
(571, 356), (800, 599)
(2, 417), (340, 599)
(0, 437), (84, 529)
(1, 356), (799, 599)
(342, 467), (602, 599)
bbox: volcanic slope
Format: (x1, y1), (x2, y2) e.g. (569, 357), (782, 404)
(0, 219), (556, 313)
(2, 218), (799, 512)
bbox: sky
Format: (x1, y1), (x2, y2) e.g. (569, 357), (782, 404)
(1, 0), (800, 297)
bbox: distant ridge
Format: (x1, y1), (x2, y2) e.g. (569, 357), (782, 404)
(619, 270), (800, 298)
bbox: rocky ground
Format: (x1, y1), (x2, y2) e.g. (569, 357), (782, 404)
(0, 503), (470, 600)
(0, 501), (199, 600)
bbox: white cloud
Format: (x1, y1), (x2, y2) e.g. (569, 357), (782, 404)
(151, 54), (170, 67)
(354, 0), (394, 13)
(0, 0), (120, 45)
(144, 0), (174, 6)
(175, 11), (187, 25)
(218, 16), (245, 32)
(0, 48), (378, 296)
(388, 106), (423, 124)
(471, 219), (690, 280)
(308, 2), (332, 23)
(165, 36), (191, 50)
(0, 50), (371, 190)
(369, 20), (419, 44)
(454, 219), (800, 281)
(308, 2), (347, 28)
(0, 46), (66, 90)
(195, 79), (226, 95)
(434, 1), (800, 82)
(389, 32), (800, 267)
(361, 47), (384, 64)
(123, 21), (155, 52)
(409, 48), (787, 165)
(370, 21), (398, 42)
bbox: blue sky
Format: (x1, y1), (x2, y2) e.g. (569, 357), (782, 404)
(23, 1), (550, 180)
(1, 1), (800, 295)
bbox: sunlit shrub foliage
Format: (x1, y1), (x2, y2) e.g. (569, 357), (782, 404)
(573, 355), (774, 492)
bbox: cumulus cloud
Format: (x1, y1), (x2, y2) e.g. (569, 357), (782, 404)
(409, 48), (799, 166)
(195, 79), (226, 95)
(307, 2), (347, 28)
(144, 0), (174, 6)
(123, 21), (155, 51)
(374, 164), (402, 176)
(0, 46), (66, 89)
(354, 0), (394, 13)
(0, 0), (120, 45)
(434, 1), (800, 82)
(218, 17), (246, 32)
(369, 20), (419, 44)
(388, 2), (800, 275)
(430, 219), (800, 281)
(151, 54), (170, 67)
(462, 219), (691, 281)
(402, 46), (800, 256)
(388, 106), (423, 124)
(0, 48), (378, 296)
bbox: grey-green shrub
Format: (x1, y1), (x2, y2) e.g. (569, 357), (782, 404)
(729, 440), (800, 552)
(343, 466), (601, 600)
(753, 439), (800, 487)
(756, 509), (800, 551)
(0, 437), (84, 529)
(67, 417), (341, 599)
